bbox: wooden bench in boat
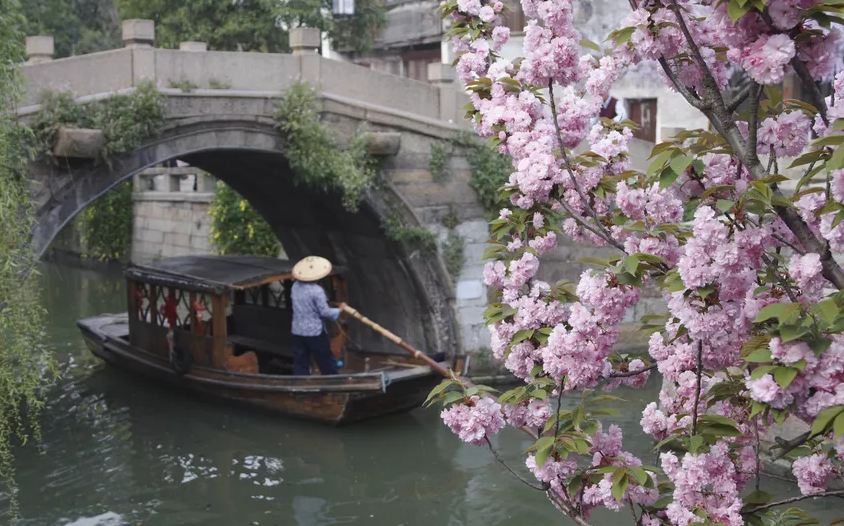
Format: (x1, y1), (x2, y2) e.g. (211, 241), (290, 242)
(228, 334), (293, 358)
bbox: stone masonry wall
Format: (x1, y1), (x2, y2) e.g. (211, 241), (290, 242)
(130, 167), (215, 264)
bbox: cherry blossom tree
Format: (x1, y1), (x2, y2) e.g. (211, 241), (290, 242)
(425, 1), (844, 524)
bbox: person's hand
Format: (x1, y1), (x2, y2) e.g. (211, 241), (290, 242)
(337, 302), (348, 311)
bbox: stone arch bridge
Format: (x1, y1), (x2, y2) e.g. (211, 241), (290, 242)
(19, 37), (490, 360)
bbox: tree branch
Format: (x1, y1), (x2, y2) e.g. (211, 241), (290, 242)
(744, 490), (844, 514)
(609, 364), (657, 378)
(547, 80), (626, 252)
(658, 0), (844, 290)
(484, 437), (548, 491)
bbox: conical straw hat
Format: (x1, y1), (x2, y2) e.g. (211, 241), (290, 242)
(292, 256), (332, 282)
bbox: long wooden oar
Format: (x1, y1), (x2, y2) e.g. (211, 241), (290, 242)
(340, 304), (452, 377)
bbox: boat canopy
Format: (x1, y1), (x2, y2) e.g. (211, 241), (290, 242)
(124, 255), (298, 294)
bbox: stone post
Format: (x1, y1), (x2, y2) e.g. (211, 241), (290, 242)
(25, 36), (54, 64)
(122, 19), (155, 48)
(179, 41), (208, 52)
(428, 63), (460, 123)
(427, 63), (454, 85)
(289, 27), (321, 55)
(196, 173), (217, 193)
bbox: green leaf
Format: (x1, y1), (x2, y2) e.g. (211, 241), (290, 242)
(532, 436), (555, 467)
(647, 150), (673, 177)
(659, 167), (680, 189)
(773, 366), (799, 389)
(727, 0), (751, 20)
(579, 38), (602, 51)
(831, 144), (844, 170)
(755, 303), (801, 325)
(745, 347), (772, 363)
(810, 405), (844, 436)
(670, 154), (693, 177)
(834, 412), (844, 438)
(440, 391), (466, 407)
(628, 466), (649, 485)
(689, 434), (704, 453)
(716, 199), (735, 213)
(424, 379), (456, 406)
(611, 469), (629, 502)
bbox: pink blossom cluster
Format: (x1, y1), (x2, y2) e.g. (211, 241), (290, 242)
(661, 442), (744, 526)
(503, 397), (550, 428)
(440, 0), (844, 522)
(757, 111), (811, 158)
(441, 396), (505, 445)
(746, 336), (844, 419)
(541, 271), (640, 389)
(792, 453), (837, 496)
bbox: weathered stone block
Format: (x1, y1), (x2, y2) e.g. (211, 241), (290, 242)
(363, 132), (401, 156)
(26, 36), (54, 63)
(289, 27), (321, 55)
(122, 19), (154, 47)
(427, 63), (454, 84)
(52, 127), (104, 159)
(455, 279), (483, 300)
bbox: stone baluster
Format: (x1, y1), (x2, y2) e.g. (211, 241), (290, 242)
(122, 19), (155, 48)
(25, 36), (54, 64)
(289, 27), (321, 56)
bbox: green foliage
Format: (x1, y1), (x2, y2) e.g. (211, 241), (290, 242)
(0, 0), (57, 514)
(274, 82), (376, 211)
(209, 181), (281, 257)
(383, 214), (437, 253)
(117, 0), (386, 54)
(460, 134), (512, 217)
(78, 180), (132, 261)
(429, 141), (453, 183)
(441, 231), (465, 278)
(22, 0), (121, 57)
(28, 82), (164, 262)
(168, 79), (198, 93)
(31, 80), (165, 160)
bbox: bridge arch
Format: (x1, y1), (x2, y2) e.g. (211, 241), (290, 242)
(33, 116), (458, 357)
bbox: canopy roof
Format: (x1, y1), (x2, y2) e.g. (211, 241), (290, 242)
(125, 255), (297, 293)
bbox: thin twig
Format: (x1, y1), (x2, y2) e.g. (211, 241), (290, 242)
(546, 80), (626, 252)
(484, 437), (548, 491)
(771, 431), (811, 461)
(691, 340), (703, 435)
(743, 490), (844, 514)
(754, 418), (761, 492)
(609, 364), (657, 378)
(726, 79), (754, 114)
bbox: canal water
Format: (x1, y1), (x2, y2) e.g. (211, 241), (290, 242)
(7, 262), (829, 525)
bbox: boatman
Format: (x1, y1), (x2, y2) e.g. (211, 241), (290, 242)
(290, 255), (345, 376)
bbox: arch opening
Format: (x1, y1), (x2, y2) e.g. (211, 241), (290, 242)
(32, 120), (457, 357)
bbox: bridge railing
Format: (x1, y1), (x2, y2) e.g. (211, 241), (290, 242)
(18, 22), (466, 125)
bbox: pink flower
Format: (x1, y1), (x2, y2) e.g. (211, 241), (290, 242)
(792, 453), (835, 495)
(478, 5), (495, 22)
(661, 442), (744, 526)
(729, 33), (796, 85)
(441, 395), (505, 445)
(788, 252), (825, 299)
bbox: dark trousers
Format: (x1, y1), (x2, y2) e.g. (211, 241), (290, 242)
(292, 333), (338, 376)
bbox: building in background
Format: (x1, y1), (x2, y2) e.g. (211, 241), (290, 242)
(336, 0), (710, 141)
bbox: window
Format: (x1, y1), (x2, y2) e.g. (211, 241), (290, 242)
(628, 98), (658, 142)
(401, 48), (441, 82)
(502, 0), (526, 33)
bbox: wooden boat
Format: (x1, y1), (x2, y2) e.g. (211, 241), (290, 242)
(77, 255), (449, 424)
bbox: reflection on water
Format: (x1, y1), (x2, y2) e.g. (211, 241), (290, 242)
(8, 262), (825, 525)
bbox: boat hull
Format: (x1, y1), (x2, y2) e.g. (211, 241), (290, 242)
(78, 315), (441, 424)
